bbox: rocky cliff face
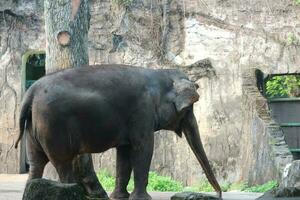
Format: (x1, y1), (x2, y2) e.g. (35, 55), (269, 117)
(0, 0), (299, 185)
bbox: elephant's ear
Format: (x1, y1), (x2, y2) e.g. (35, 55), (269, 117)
(173, 79), (199, 112)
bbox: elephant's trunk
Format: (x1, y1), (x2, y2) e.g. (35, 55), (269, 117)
(182, 109), (222, 198)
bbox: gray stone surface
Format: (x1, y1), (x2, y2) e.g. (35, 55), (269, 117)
(171, 192), (219, 200)
(22, 179), (86, 200)
(275, 187), (300, 198)
(281, 161), (300, 188)
(254, 185), (300, 199)
(0, 174), (263, 200)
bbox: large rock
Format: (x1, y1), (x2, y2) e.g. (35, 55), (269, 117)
(22, 179), (86, 200)
(274, 187), (300, 197)
(282, 161), (300, 188)
(171, 192), (219, 200)
(257, 187), (300, 200)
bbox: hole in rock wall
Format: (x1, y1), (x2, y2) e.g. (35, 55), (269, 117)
(25, 53), (46, 90)
(20, 51), (46, 173)
(256, 70), (300, 160)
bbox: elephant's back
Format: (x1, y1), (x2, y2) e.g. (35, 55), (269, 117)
(28, 65), (155, 154)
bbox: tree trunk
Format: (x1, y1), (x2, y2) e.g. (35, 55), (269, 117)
(44, 0), (90, 73)
(43, 0), (91, 180)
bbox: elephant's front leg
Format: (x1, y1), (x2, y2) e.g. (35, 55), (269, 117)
(110, 145), (132, 200)
(129, 134), (154, 200)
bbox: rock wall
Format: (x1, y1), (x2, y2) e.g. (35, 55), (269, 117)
(0, 0), (299, 186)
(0, 1), (45, 173)
(241, 70), (293, 184)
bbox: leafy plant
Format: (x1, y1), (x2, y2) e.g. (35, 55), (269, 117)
(287, 32), (298, 45)
(296, 0), (300, 5)
(96, 170), (116, 191)
(183, 180), (230, 192)
(147, 172), (183, 192)
(243, 181), (278, 193)
(183, 180), (276, 193)
(97, 170), (278, 194)
(97, 170), (183, 192)
(195, 180), (214, 192)
(266, 75), (300, 98)
(228, 182), (248, 191)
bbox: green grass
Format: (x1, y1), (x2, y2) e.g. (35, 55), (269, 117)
(228, 182), (248, 191)
(183, 181), (244, 193)
(243, 181), (278, 193)
(147, 172), (183, 192)
(96, 170), (116, 191)
(97, 170), (183, 192)
(97, 170), (277, 193)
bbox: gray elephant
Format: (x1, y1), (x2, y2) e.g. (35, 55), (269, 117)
(15, 65), (222, 199)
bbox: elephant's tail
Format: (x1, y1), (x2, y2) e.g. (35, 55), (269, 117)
(15, 88), (34, 149)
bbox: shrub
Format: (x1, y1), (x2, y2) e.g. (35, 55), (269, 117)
(147, 172), (183, 192)
(96, 170), (116, 191)
(228, 182), (248, 191)
(266, 75), (300, 98)
(97, 170), (183, 192)
(243, 181), (278, 193)
(97, 170), (278, 193)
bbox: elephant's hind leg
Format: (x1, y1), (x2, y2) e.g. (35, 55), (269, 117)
(110, 145), (132, 200)
(52, 159), (77, 183)
(73, 154), (109, 199)
(26, 134), (49, 181)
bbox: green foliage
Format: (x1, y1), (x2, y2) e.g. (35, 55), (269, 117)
(147, 172), (183, 192)
(182, 186), (199, 192)
(97, 170), (183, 192)
(196, 180), (215, 192)
(296, 0), (300, 5)
(243, 181), (278, 193)
(266, 75), (300, 98)
(183, 181), (275, 193)
(287, 32), (298, 45)
(221, 182), (231, 192)
(228, 182), (248, 191)
(183, 180), (231, 192)
(96, 170), (116, 191)
(113, 0), (134, 8)
(97, 170), (277, 193)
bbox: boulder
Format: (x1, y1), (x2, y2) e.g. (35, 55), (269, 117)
(171, 192), (219, 200)
(274, 187), (300, 198)
(257, 187), (300, 199)
(282, 161), (300, 188)
(22, 178), (86, 200)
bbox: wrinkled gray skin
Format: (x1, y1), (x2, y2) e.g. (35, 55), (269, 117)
(15, 65), (222, 199)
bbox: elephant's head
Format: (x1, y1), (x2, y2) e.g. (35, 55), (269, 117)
(158, 69), (222, 198)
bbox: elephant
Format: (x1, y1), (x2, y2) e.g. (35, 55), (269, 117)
(15, 65), (222, 199)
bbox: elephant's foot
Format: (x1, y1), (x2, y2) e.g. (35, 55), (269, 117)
(110, 189), (130, 200)
(129, 191), (152, 200)
(86, 189), (109, 199)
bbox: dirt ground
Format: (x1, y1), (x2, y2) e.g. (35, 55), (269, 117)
(0, 174), (265, 200)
